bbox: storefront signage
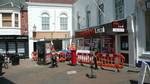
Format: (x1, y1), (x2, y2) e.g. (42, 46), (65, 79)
(112, 21), (125, 32)
(95, 27), (105, 33)
(79, 28), (95, 37)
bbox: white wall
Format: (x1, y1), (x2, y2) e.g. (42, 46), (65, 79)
(28, 5), (72, 32)
(73, 0), (99, 30)
(136, 6), (146, 56)
(28, 3), (73, 58)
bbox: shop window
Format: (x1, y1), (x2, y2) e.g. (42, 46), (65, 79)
(17, 42), (25, 54)
(2, 13), (12, 27)
(8, 42), (16, 54)
(145, 11), (150, 51)
(0, 42), (6, 53)
(120, 36), (128, 50)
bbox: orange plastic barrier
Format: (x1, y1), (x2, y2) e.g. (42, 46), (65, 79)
(58, 52), (66, 62)
(96, 53), (125, 72)
(77, 52), (93, 65)
(32, 52), (38, 61)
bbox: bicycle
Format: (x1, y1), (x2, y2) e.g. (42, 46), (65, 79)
(2, 61), (8, 69)
(2, 54), (9, 69)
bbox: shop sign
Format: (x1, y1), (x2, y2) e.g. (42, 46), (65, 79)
(79, 28), (95, 37)
(112, 21), (125, 32)
(95, 27), (105, 33)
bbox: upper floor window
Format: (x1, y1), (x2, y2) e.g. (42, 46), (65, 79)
(86, 11), (91, 27)
(77, 12), (80, 30)
(60, 13), (68, 30)
(98, 4), (104, 24)
(115, 0), (124, 20)
(2, 13), (12, 27)
(15, 14), (19, 27)
(41, 13), (49, 30)
(86, 5), (91, 27)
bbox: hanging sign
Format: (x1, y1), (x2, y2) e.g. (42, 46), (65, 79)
(95, 27), (105, 33)
(112, 21), (125, 32)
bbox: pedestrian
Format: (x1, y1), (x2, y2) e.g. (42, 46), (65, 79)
(49, 52), (58, 68)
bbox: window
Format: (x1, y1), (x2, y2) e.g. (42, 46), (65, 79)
(42, 13), (49, 30)
(77, 12), (80, 29)
(145, 11), (150, 51)
(15, 14), (19, 27)
(120, 36), (128, 50)
(115, 0), (124, 20)
(98, 4), (104, 24)
(2, 13), (12, 27)
(60, 14), (68, 30)
(86, 11), (91, 27)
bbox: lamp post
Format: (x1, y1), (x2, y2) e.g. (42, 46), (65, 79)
(32, 24), (36, 38)
(33, 24), (36, 32)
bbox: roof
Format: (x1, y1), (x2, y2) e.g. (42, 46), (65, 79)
(0, 0), (27, 10)
(27, 0), (76, 4)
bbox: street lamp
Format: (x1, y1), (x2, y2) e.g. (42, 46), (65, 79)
(33, 24), (36, 38)
(33, 24), (36, 32)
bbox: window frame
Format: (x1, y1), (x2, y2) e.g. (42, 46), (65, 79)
(41, 13), (50, 30)
(2, 13), (12, 27)
(115, 0), (124, 20)
(60, 13), (68, 30)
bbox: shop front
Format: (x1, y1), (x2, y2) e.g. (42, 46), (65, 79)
(75, 19), (128, 64)
(0, 35), (28, 58)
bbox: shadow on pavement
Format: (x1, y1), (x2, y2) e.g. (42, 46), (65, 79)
(0, 77), (15, 84)
(130, 80), (150, 84)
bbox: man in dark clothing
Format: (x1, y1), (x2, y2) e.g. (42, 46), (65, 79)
(49, 53), (58, 68)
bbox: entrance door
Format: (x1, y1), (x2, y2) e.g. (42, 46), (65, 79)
(119, 35), (129, 64)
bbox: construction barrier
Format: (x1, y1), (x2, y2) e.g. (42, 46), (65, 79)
(32, 51), (38, 61)
(58, 52), (66, 62)
(77, 50), (94, 65)
(96, 53), (125, 72)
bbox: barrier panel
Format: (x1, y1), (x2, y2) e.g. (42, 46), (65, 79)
(77, 50), (94, 65)
(58, 52), (66, 62)
(96, 53), (125, 72)
(32, 52), (38, 61)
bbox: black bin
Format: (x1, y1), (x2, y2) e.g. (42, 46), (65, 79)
(12, 54), (20, 65)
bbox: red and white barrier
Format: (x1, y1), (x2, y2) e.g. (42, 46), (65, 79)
(96, 53), (125, 72)
(77, 50), (94, 65)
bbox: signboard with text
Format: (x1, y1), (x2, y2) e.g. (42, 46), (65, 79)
(112, 21), (125, 32)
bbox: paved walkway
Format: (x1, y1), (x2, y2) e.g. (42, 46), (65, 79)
(0, 59), (149, 84)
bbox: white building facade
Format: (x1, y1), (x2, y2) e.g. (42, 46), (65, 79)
(73, 0), (140, 67)
(27, 1), (74, 58)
